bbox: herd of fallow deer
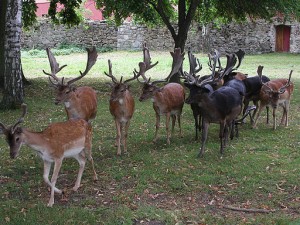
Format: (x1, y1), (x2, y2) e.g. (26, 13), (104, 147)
(0, 43), (294, 206)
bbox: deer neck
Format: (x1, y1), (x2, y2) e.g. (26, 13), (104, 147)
(22, 129), (48, 152)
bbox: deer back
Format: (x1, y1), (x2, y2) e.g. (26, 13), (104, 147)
(151, 83), (185, 113)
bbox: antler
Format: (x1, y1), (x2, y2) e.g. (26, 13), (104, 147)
(105, 60), (118, 83)
(196, 49), (220, 87)
(133, 62), (148, 84)
(67, 47), (98, 85)
(143, 43), (159, 72)
(151, 48), (185, 85)
(233, 49), (245, 71)
(133, 43), (158, 83)
(279, 70), (293, 93)
(188, 48), (202, 75)
(106, 59), (139, 84)
(43, 48), (67, 83)
(11, 103), (27, 133)
(257, 65), (274, 91)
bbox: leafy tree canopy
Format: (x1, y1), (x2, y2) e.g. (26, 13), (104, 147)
(96, 0), (300, 26)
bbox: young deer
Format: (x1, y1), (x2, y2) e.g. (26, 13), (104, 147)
(253, 67), (294, 130)
(0, 104), (98, 207)
(138, 44), (185, 145)
(104, 60), (140, 155)
(43, 47), (98, 123)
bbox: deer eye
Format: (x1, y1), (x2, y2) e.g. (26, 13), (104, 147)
(16, 137), (20, 142)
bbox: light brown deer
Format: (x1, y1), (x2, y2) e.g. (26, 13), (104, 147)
(138, 43), (185, 145)
(104, 60), (141, 155)
(0, 104), (98, 207)
(253, 67), (294, 129)
(43, 47), (98, 123)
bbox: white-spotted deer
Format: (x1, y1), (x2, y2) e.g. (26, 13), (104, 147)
(43, 47), (98, 123)
(104, 60), (140, 155)
(138, 43), (185, 145)
(0, 104), (98, 207)
(253, 67), (294, 130)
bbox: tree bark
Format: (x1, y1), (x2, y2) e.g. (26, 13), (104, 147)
(0, 0), (24, 109)
(0, 0), (7, 89)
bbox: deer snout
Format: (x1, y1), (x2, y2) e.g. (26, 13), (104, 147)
(10, 151), (18, 159)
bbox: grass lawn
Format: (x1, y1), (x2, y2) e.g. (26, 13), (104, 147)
(0, 49), (300, 224)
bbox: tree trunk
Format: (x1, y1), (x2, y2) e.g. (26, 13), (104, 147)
(168, 35), (186, 83)
(0, 0), (7, 89)
(0, 0), (24, 109)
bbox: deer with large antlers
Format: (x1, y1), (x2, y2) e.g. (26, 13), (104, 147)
(253, 67), (294, 130)
(182, 49), (203, 140)
(105, 60), (139, 155)
(0, 104), (98, 207)
(43, 47), (98, 123)
(138, 43), (185, 145)
(184, 50), (242, 157)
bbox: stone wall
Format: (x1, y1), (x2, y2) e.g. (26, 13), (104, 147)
(21, 18), (300, 54)
(21, 19), (118, 49)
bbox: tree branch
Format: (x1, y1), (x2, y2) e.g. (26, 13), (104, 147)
(222, 205), (276, 213)
(149, 0), (177, 41)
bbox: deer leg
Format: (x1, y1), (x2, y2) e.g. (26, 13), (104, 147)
(281, 102), (288, 126)
(272, 107), (277, 130)
(252, 103), (265, 129)
(85, 124), (98, 181)
(199, 121), (209, 158)
(219, 122), (226, 155)
(115, 120), (122, 155)
(43, 160), (61, 194)
(123, 120), (131, 154)
(48, 158), (63, 207)
(177, 113), (183, 138)
(73, 152), (86, 191)
(166, 113), (171, 145)
(171, 115), (176, 135)
(266, 105), (270, 124)
(285, 102), (290, 126)
(193, 113), (199, 140)
(153, 112), (160, 143)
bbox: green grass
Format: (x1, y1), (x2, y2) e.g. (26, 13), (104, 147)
(0, 50), (300, 224)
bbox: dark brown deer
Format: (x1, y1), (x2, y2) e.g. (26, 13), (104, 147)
(0, 104), (98, 207)
(184, 50), (242, 157)
(253, 67), (294, 130)
(138, 44), (185, 145)
(242, 66), (270, 124)
(104, 60), (140, 155)
(183, 49), (203, 140)
(43, 47), (98, 123)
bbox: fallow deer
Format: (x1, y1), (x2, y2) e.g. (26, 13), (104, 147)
(182, 49), (203, 140)
(43, 47), (98, 123)
(253, 67), (294, 130)
(138, 43), (185, 145)
(242, 66), (270, 124)
(184, 50), (242, 157)
(0, 104), (98, 207)
(104, 60), (140, 155)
